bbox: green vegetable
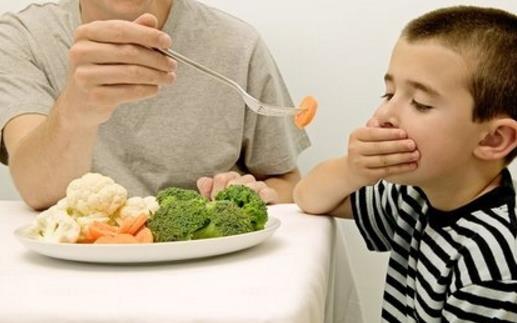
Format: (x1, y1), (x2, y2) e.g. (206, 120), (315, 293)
(215, 185), (268, 230)
(149, 185), (268, 242)
(148, 197), (209, 242)
(193, 200), (254, 239)
(156, 187), (205, 205)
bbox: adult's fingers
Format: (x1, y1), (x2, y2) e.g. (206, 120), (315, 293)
(74, 19), (172, 49)
(196, 177), (213, 199)
(69, 41), (176, 73)
(227, 174), (256, 186)
(210, 172), (241, 200)
(133, 13), (158, 28)
(244, 181), (278, 204)
(74, 64), (175, 87)
(84, 84), (160, 107)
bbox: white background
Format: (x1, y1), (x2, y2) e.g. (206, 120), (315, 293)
(1, 1), (516, 321)
(2, 0), (516, 199)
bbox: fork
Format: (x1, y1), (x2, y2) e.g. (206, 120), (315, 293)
(155, 48), (303, 117)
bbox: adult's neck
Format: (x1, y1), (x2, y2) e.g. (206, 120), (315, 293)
(79, 0), (173, 29)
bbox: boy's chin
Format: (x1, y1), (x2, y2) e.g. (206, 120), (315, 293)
(383, 172), (421, 187)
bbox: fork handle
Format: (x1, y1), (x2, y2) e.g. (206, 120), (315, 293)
(155, 48), (243, 94)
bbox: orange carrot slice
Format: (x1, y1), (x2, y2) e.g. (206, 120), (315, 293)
(127, 214), (148, 235)
(135, 227), (154, 243)
(294, 96), (318, 128)
(88, 221), (118, 241)
(118, 216), (135, 234)
(94, 233), (139, 244)
(118, 213), (148, 235)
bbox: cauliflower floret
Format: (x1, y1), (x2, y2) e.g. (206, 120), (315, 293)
(118, 196), (159, 220)
(66, 173), (127, 216)
(26, 207), (81, 243)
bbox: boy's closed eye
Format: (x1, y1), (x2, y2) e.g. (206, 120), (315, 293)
(381, 92), (433, 112)
(411, 99), (433, 112)
(381, 93), (393, 101)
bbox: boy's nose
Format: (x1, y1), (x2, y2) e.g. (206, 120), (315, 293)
(380, 122), (395, 128)
(373, 106), (399, 128)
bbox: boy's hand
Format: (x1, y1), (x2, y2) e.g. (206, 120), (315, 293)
(346, 123), (419, 187)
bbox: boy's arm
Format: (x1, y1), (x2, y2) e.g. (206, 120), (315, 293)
(293, 157), (356, 218)
(293, 125), (420, 218)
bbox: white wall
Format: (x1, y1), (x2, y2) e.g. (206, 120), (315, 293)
(1, 0), (516, 199)
(1, 2), (516, 321)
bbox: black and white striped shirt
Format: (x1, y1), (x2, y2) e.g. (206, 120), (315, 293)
(352, 168), (517, 322)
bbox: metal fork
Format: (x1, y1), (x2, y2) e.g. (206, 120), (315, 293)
(155, 48), (303, 117)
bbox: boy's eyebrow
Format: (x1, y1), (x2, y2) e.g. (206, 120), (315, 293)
(384, 73), (441, 97)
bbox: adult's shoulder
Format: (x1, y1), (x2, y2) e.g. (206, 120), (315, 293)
(0, 0), (77, 47)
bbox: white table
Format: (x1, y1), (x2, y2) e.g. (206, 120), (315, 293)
(0, 202), (363, 323)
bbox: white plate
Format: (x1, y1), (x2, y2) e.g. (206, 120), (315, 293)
(14, 217), (280, 264)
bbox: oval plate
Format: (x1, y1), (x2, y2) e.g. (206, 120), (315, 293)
(14, 217), (280, 264)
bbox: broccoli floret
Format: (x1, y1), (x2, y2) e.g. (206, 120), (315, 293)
(148, 198), (210, 242)
(193, 200), (254, 239)
(156, 187), (205, 205)
(215, 185), (268, 230)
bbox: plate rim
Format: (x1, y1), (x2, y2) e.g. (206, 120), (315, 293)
(14, 216), (281, 263)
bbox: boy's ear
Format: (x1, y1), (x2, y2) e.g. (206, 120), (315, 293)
(474, 118), (517, 161)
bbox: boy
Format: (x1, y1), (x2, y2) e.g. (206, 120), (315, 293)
(294, 6), (517, 322)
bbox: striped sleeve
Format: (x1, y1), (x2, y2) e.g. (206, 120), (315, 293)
(442, 280), (517, 323)
(351, 180), (400, 251)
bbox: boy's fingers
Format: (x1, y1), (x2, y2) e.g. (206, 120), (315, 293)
(353, 127), (407, 142)
(359, 139), (417, 156)
(361, 151), (420, 168)
(75, 19), (172, 49)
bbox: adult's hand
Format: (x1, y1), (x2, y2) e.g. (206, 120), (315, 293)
(196, 172), (279, 204)
(58, 13), (177, 128)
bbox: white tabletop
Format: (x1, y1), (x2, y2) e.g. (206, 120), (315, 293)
(0, 202), (363, 323)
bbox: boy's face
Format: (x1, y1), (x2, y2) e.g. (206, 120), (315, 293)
(371, 38), (487, 187)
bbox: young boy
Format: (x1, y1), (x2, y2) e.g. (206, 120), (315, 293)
(294, 6), (517, 322)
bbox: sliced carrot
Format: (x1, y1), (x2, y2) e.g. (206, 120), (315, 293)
(78, 229), (96, 243)
(88, 221), (118, 241)
(294, 96), (318, 129)
(127, 213), (148, 235)
(118, 213), (148, 235)
(118, 216), (135, 234)
(135, 227), (154, 243)
(94, 233), (139, 244)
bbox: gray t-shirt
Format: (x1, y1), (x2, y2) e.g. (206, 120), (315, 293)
(0, 0), (310, 197)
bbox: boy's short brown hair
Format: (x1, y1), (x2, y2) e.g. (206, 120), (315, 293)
(402, 6), (517, 162)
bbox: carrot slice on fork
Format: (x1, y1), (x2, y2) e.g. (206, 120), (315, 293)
(294, 96), (318, 129)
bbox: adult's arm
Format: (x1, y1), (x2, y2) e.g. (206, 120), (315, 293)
(3, 14), (176, 210)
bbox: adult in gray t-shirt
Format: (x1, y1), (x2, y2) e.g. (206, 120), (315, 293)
(0, 0), (310, 210)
